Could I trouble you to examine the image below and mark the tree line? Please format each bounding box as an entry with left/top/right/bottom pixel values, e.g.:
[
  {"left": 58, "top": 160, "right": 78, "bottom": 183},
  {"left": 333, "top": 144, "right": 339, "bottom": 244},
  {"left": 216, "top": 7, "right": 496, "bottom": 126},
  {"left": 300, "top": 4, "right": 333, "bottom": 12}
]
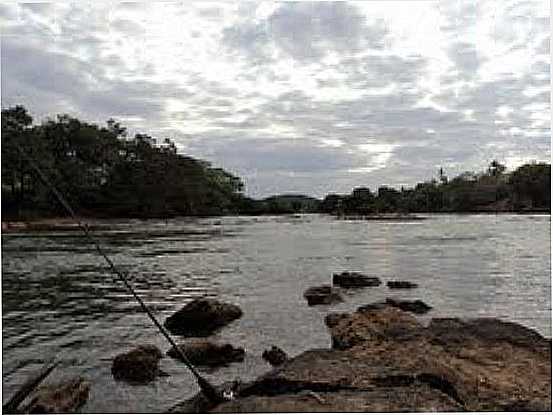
[
  {"left": 2, "top": 106, "right": 245, "bottom": 219},
  {"left": 320, "top": 160, "right": 550, "bottom": 215},
  {"left": 2, "top": 106, "right": 550, "bottom": 219}
]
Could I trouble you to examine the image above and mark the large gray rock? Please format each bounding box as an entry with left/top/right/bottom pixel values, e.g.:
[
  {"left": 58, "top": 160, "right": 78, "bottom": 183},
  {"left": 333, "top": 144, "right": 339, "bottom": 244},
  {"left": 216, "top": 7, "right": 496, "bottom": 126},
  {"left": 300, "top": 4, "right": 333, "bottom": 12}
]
[{"left": 164, "top": 298, "right": 243, "bottom": 336}]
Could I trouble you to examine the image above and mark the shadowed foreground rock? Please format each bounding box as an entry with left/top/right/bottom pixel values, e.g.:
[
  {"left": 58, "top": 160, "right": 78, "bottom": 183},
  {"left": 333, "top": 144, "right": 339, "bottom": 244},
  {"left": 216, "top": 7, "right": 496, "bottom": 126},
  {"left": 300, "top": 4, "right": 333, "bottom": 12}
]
[
  {"left": 23, "top": 377, "right": 90, "bottom": 413},
  {"left": 167, "top": 341, "right": 245, "bottom": 367},
  {"left": 170, "top": 304, "right": 551, "bottom": 413},
  {"left": 164, "top": 298, "right": 243, "bottom": 336},
  {"left": 303, "top": 285, "right": 343, "bottom": 306},
  {"left": 112, "top": 345, "right": 164, "bottom": 383},
  {"left": 332, "top": 271, "right": 381, "bottom": 288}
]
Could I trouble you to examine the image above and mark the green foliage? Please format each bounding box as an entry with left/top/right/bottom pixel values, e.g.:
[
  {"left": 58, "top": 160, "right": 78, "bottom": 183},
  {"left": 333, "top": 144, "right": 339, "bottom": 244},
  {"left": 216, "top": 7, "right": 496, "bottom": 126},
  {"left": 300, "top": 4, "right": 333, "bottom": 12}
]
[
  {"left": 509, "top": 162, "right": 550, "bottom": 210},
  {"left": 2, "top": 106, "right": 244, "bottom": 219},
  {"left": 319, "top": 160, "right": 551, "bottom": 215},
  {"left": 2, "top": 106, "right": 549, "bottom": 218}
]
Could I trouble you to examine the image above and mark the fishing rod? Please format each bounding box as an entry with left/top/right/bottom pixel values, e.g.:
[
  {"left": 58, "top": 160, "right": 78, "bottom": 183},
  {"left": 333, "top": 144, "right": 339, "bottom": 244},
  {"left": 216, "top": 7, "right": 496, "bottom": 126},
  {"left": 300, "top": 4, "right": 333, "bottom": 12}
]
[{"left": 14, "top": 144, "right": 228, "bottom": 405}]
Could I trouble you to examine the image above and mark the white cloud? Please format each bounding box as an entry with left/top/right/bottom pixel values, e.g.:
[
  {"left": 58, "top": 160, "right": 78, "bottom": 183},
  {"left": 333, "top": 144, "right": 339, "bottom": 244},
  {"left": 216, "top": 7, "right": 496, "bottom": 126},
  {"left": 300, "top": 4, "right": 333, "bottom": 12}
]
[{"left": 1, "top": 1, "right": 549, "bottom": 197}]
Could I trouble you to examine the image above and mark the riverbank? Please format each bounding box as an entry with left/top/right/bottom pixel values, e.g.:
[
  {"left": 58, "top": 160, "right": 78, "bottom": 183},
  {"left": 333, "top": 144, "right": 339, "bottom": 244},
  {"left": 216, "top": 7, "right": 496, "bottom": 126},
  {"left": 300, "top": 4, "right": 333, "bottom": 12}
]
[
  {"left": 2, "top": 210, "right": 550, "bottom": 233},
  {"left": 1, "top": 218, "right": 111, "bottom": 233},
  {"left": 171, "top": 303, "right": 552, "bottom": 412}
]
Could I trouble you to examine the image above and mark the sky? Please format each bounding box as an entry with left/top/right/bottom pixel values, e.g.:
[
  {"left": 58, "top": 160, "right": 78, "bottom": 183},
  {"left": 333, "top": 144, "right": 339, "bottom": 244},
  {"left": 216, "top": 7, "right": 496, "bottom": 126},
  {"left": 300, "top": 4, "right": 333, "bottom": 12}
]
[{"left": 1, "top": 1, "right": 550, "bottom": 198}]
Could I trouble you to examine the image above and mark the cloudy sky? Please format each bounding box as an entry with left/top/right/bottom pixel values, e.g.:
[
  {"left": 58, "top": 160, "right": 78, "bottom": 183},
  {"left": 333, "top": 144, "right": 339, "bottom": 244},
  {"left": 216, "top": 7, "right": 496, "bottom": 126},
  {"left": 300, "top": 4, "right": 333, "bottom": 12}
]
[{"left": 1, "top": 1, "right": 550, "bottom": 197}]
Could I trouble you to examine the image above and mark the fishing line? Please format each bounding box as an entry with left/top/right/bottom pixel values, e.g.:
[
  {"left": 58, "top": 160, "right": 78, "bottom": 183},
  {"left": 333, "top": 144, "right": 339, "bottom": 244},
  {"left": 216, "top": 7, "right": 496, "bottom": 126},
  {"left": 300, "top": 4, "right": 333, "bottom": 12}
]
[{"left": 14, "top": 144, "right": 226, "bottom": 404}]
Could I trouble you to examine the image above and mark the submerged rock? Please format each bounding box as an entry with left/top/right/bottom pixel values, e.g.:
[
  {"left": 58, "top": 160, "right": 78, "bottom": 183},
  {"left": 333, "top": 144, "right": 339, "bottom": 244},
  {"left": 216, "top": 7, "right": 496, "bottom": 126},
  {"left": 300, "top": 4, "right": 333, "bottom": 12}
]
[
  {"left": 303, "top": 285, "right": 343, "bottom": 306},
  {"left": 164, "top": 298, "right": 243, "bottom": 336},
  {"left": 387, "top": 280, "right": 418, "bottom": 289},
  {"left": 262, "top": 346, "right": 288, "bottom": 366},
  {"left": 24, "top": 377, "right": 90, "bottom": 414},
  {"left": 167, "top": 341, "right": 245, "bottom": 367},
  {"left": 385, "top": 298, "right": 432, "bottom": 314},
  {"left": 332, "top": 271, "right": 381, "bottom": 288},
  {"left": 111, "top": 345, "right": 164, "bottom": 383}
]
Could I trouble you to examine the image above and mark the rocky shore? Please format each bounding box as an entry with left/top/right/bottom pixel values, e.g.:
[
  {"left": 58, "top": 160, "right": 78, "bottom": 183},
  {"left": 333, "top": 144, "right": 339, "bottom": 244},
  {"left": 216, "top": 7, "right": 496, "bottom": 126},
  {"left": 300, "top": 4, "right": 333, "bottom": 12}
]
[
  {"left": 7, "top": 286, "right": 549, "bottom": 413},
  {"left": 170, "top": 302, "right": 552, "bottom": 413}
]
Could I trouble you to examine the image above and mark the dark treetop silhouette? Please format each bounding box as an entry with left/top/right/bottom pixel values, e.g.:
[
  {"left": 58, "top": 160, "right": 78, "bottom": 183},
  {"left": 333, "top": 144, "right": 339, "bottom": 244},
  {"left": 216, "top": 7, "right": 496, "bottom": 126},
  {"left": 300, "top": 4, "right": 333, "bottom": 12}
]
[{"left": 2, "top": 106, "right": 550, "bottom": 220}]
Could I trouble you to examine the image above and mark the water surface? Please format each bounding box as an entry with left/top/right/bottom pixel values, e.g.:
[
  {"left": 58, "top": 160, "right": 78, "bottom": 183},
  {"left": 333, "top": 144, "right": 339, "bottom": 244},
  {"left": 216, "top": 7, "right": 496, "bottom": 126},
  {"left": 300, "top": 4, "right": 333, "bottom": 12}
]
[{"left": 2, "top": 214, "right": 550, "bottom": 412}]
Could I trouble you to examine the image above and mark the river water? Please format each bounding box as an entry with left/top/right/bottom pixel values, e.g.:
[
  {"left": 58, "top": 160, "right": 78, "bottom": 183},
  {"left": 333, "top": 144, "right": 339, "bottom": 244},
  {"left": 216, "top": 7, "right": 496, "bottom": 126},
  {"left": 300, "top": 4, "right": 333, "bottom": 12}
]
[{"left": 2, "top": 214, "right": 551, "bottom": 412}]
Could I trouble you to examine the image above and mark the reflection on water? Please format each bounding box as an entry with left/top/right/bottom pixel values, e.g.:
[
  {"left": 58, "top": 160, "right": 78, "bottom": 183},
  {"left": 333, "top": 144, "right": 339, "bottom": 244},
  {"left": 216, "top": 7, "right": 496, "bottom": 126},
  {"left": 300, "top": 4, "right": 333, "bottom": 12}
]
[{"left": 2, "top": 214, "right": 551, "bottom": 413}]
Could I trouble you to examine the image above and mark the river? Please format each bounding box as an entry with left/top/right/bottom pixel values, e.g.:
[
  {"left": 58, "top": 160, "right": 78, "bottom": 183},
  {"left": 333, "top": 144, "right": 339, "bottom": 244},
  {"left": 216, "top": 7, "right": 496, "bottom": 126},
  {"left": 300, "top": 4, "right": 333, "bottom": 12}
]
[{"left": 2, "top": 214, "right": 550, "bottom": 412}]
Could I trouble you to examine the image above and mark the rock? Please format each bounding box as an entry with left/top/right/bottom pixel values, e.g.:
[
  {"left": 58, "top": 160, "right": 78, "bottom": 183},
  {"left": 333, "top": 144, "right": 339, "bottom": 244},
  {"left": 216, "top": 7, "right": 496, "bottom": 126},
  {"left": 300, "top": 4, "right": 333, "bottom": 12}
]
[
  {"left": 324, "top": 312, "right": 350, "bottom": 328},
  {"left": 112, "top": 345, "right": 164, "bottom": 383},
  {"left": 331, "top": 304, "right": 423, "bottom": 349},
  {"left": 385, "top": 298, "right": 432, "bottom": 314},
  {"left": 427, "top": 317, "right": 551, "bottom": 354},
  {"left": 173, "top": 307, "right": 551, "bottom": 413},
  {"left": 303, "top": 285, "right": 343, "bottom": 306},
  {"left": 213, "top": 386, "right": 463, "bottom": 413},
  {"left": 211, "top": 349, "right": 464, "bottom": 413},
  {"left": 324, "top": 306, "right": 551, "bottom": 412},
  {"left": 167, "top": 340, "right": 245, "bottom": 367},
  {"left": 262, "top": 346, "right": 288, "bottom": 366},
  {"left": 387, "top": 280, "right": 418, "bottom": 289},
  {"left": 24, "top": 377, "right": 90, "bottom": 413},
  {"left": 332, "top": 271, "right": 381, "bottom": 288},
  {"left": 164, "top": 298, "right": 243, "bottom": 336}
]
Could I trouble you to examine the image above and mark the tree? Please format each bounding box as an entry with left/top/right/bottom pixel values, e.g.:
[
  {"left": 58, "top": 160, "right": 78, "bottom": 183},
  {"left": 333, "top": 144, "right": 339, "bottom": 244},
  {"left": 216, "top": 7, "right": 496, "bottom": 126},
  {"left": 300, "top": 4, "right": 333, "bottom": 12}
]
[
  {"left": 1, "top": 106, "right": 246, "bottom": 219},
  {"left": 509, "top": 163, "right": 551, "bottom": 210},
  {"left": 487, "top": 160, "right": 507, "bottom": 177}
]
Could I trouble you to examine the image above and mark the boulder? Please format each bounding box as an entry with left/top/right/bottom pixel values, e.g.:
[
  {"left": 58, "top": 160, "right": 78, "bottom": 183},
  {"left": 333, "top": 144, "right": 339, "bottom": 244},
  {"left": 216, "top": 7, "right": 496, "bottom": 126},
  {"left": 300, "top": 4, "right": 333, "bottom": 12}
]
[
  {"left": 171, "top": 307, "right": 551, "bottom": 413},
  {"left": 167, "top": 341, "right": 245, "bottom": 367},
  {"left": 112, "top": 345, "right": 164, "bottom": 383},
  {"left": 427, "top": 317, "right": 551, "bottom": 354},
  {"left": 324, "top": 305, "right": 552, "bottom": 412},
  {"left": 262, "top": 346, "right": 288, "bottom": 366},
  {"left": 387, "top": 280, "right": 418, "bottom": 289},
  {"left": 303, "top": 285, "right": 343, "bottom": 306},
  {"left": 24, "top": 377, "right": 90, "bottom": 414},
  {"left": 164, "top": 298, "right": 243, "bottom": 336},
  {"left": 331, "top": 304, "right": 423, "bottom": 349},
  {"left": 332, "top": 271, "right": 381, "bottom": 288},
  {"left": 385, "top": 298, "right": 432, "bottom": 314}
]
